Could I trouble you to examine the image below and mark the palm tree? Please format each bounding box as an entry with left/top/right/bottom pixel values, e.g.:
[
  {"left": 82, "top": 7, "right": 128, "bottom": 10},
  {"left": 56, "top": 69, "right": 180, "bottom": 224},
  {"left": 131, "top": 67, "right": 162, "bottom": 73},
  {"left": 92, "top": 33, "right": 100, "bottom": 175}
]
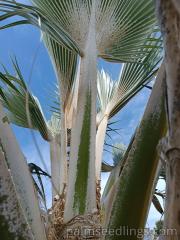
[
  {"left": 0, "top": 0, "right": 167, "bottom": 239},
  {"left": 0, "top": 0, "right": 160, "bottom": 222},
  {"left": 0, "top": 56, "right": 163, "bottom": 239}
]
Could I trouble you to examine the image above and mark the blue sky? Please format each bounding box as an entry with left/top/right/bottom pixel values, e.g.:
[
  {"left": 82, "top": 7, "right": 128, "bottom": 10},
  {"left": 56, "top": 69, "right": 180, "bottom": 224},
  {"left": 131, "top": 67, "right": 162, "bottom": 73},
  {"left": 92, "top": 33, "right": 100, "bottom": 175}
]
[{"left": 0, "top": 3, "right": 165, "bottom": 230}]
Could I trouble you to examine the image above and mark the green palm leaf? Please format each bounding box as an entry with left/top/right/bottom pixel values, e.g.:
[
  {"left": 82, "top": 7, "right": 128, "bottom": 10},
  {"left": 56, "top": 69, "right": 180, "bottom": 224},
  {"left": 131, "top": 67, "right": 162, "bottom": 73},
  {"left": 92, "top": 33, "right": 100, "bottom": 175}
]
[
  {"left": 1, "top": 0, "right": 159, "bottom": 62},
  {"left": 97, "top": 38, "right": 162, "bottom": 123},
  {"left": 0, "top": 58, "right": 50, "bottom": 141},
  {"left": 0, "top": 0, "right": 81, "bottom": 54},
  {"left": 44, "top": 35, "right": 79, "bottom": 111},
  {"left": 97, "top": 1, "right": 159, "bottom": 62},
  {"left": 47, "top": 113, "right": 61, "bottom": 137},
  {"left": 31, "top": 0, "right": 158, "bottom": 62}
]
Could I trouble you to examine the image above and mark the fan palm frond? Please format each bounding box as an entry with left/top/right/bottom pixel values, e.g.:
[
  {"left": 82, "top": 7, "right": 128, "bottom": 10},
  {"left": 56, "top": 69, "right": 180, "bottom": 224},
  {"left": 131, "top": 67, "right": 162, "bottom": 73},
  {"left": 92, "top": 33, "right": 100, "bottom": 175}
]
[
  {"left": 44, "top": 36, "right": 79, "bottom": 105},
  {"left": 31, "top": 0, "right": 159, "bottom": 62},
  {"left": 44, "top": 35, "right": 80, "bottom": 131},
  {"left": 97, "top": 70, "right": 116, "bottom": 115},
  {"left": 0, "top": 0, "right": 81, "bottom": 54},
  {"left": 97, "top": 38, "right": 162, "bottom": 123},
  {"left": 0, "top": 58, "right": 50, "bottom": 141},
  {"left": 1, "top": 0, "right": 159, "bottom": 62},
  {"left": 97, "top": 1, "right": 159, "bottom": 62},
  {"left": 112, "top": 143, "right": 126, "bottom": 166},
  {"left": 47, "top": 113, "right": 61, "bottom": 137}
]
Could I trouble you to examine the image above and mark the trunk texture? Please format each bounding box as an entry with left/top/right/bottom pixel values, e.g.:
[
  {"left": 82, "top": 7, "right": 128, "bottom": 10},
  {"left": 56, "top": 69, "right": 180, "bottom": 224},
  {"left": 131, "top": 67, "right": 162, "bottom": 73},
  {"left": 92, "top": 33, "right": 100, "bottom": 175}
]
[
  {"left": 101, "top": 163, "right": 121, "bottom": 227},
  {"left": 96, "top": 115, "right": 108, "bottom": 181},
  {"left": 0, "top": 103, "right": 47, "bottom": 240},
  {"left": 106, "top": 65, "right": 166, "bottom": 240},
  {"left": 64, "top": 2, "right": 97, "bottom": 222},
  {"left": 50, "top": 135, "right": 62, "bottom": 199},
  {"left": 156, "top": 0, "right": 180, "bottom": 237},
  {"left": 60, "top": 111, "right": 68, "bottom": 193},
  {"left": 0, "top": 148, "right": 34, "bottom": 240}
]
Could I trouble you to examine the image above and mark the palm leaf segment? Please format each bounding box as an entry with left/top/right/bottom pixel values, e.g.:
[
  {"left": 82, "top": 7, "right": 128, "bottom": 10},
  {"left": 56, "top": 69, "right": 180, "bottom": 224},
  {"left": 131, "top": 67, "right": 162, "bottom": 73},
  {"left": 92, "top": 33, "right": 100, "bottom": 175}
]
[
  {"left": 0, "top": 58, "right": 51, "bottom": 141},
  {"left": 33, "top": 0, "right": 158, "bottom": 63},
  {"left": 0, "top": 0, "right": 81, "bottom": 54},
  {"left": 44, "top": 35, "right": 79, "bottom": 120},
  {"left": 97, "top": 39, "right": 162, "bottom": 124},
  {"left": 1, "top": 0, "right": 158, "bottom": 62},
  {"left": 47, "top": 113, "right": 61, "bottom": 137}
]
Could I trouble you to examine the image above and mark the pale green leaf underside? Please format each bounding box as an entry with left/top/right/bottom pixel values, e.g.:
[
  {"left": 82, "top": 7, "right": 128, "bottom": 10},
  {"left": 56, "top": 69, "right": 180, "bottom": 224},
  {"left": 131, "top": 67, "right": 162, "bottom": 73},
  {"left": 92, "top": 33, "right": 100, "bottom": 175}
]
[
  {"left": 0, "top": 0, "right": 159, "bottom": 62},
  {"left": 0, "top": 1, "right": 81, "bottom": 54},
  {"left": 97, "top": 37, "right": 162, "bottom": 121},
  {"left": 0, "top": 58, "right": 50, "bottom": 141},
  {"left": 44, "top": 35, "right": 79, "bottom": 107},
  {"left": 32, "top": 0, "right": 158, "bottom": 62}
]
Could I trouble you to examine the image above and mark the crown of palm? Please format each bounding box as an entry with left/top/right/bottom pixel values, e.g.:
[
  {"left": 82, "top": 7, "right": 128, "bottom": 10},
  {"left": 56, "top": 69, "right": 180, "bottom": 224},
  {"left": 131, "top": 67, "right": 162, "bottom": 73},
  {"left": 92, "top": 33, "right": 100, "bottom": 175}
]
[{"left": 32, "top": 0, "right": 157, "bottom": 62}]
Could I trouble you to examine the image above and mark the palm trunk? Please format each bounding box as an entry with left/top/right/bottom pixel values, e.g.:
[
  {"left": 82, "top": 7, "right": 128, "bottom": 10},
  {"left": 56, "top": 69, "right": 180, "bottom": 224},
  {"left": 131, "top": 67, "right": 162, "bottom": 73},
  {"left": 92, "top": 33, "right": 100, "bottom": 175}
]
[
  {"left": 0, "top": 148, "right": 34, "bottom": 240},
  {"left": 64, "top": 2, "right": 97, "bottom": 222},
  {"left": 106, "top": 65, "right": 166, "bottom": 240},
  {"left": 102, "top": 133, "right": 135, "bottom": 227},
  {"left": 101, "top": 163, "right": 121, "bottom": 227},
  {"left": 60, "top": 111, "right": 68, "bottom": 193},
  {"left": 50, "top": 135, "right": 61, "bottom": 199},
  {"left": 96, "top": 115, "right": 108, "bottom": 181},
  {"left": 156, "top": 0, "right": 180, "bottom": 236},
  {"left": 0, "top": 103, "right": 47, "bottom": 240}
]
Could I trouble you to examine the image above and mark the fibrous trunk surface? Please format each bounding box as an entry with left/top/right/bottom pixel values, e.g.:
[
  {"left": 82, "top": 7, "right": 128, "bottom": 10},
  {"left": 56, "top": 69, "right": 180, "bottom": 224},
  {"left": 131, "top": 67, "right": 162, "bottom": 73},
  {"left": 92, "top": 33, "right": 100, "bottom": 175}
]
[{"left": 156, "top": 0, "right": 180, "bottom": 238}]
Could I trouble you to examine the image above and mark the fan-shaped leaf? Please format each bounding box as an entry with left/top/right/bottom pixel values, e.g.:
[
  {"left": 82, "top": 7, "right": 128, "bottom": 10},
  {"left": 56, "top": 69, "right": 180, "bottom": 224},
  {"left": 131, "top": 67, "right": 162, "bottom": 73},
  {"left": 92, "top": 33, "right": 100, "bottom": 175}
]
[{"left": 0, "top": 59, "right": 50, "bottom": 141}]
